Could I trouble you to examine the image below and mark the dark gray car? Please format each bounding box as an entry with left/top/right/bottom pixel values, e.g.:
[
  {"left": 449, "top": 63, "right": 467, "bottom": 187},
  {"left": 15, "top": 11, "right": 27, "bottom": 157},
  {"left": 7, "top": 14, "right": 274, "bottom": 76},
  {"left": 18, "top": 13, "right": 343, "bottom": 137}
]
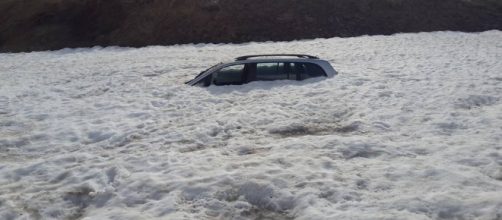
[{"left": 186, "top": 54, "right": 337, "bottom": 87}]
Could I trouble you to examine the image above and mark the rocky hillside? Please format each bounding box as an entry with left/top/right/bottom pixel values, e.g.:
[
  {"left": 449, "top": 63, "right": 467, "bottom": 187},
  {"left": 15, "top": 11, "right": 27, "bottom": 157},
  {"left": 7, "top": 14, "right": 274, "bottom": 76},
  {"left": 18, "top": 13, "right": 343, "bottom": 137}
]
[{"left": 1, "top": 0, "right": 501, "bottom": 52}]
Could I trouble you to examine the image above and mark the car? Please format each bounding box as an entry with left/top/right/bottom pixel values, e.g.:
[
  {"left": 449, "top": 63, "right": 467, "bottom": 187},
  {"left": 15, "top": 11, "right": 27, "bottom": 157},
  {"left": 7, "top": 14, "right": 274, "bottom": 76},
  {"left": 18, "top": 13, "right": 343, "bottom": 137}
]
[{"left": 185, "top": 54, "right": 337, "bottom": 87}]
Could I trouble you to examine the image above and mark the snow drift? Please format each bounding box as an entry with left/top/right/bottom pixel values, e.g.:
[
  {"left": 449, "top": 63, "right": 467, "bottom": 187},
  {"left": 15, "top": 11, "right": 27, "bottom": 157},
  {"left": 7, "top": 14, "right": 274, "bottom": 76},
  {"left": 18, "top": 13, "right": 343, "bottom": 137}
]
[{"left": 0, "top": 31, "right": 501, "bottom": 219}]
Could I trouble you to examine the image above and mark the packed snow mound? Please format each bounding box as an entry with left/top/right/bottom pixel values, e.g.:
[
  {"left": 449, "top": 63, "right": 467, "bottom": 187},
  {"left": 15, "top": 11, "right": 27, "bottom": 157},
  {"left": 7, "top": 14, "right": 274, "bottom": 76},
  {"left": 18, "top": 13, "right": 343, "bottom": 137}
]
[{"left": 0, "top": 31, "right": 501, "bottom": 220}]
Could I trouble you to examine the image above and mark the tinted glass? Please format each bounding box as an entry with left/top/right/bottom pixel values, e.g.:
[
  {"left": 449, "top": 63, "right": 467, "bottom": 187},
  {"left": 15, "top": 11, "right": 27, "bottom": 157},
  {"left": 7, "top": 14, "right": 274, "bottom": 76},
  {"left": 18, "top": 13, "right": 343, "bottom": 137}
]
[
  {"left": 283, "top": 62, "right": 296, "bottom": 80},
  {"left": 195, "top": 74, "right": 212, "bottom": 87},
  {"left": 256, "top": 63, "right": 289, "bottom": 81},
  {"left": 292, "top": 63, "right": 304, "bottom": 80},
  {"left": 296, "top": 63, "right": 326, "bottom": 80},
  {"left": 213, "top": 65, "right": 245, "bottom": 85}
]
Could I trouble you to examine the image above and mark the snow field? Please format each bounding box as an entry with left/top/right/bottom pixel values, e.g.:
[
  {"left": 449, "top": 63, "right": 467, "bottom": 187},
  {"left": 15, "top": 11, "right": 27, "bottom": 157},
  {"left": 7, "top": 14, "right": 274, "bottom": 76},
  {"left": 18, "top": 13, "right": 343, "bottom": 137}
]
[{"left": 0, "top": 31, "right": 501, "bottom": 219}]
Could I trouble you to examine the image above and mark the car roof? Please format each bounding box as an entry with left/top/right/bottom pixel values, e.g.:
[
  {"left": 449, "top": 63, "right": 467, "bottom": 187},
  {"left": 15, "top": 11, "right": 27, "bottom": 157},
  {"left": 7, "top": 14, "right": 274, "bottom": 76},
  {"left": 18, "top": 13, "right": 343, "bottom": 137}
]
[
  {"left": 226, "top": 58, "right": 328, "bottom": 65},
  {"left": 235, "top": 54, "right": 319, "bottom": 60}
]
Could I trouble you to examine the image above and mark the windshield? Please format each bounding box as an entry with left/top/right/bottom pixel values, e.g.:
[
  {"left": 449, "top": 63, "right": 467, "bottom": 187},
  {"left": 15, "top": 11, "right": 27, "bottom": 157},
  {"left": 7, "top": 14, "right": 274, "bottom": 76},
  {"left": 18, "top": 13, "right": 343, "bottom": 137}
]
[
  {"left": 195, "top": 62, "right": 223, "bottom": 78},
  {"left": 186, "top": 62, "right": 224, "bottom": 84}
]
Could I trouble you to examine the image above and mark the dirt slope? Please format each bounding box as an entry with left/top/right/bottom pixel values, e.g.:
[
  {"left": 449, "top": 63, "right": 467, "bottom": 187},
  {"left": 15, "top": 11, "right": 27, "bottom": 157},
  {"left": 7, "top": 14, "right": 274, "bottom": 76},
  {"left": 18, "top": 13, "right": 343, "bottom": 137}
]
[{"left": 1, "top": 0, "right": 501, "bottom": 52}]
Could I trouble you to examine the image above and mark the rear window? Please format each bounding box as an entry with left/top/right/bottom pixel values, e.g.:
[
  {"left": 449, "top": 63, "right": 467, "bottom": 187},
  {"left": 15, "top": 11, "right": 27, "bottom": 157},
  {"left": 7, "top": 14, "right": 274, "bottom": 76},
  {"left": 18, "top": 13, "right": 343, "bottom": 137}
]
[{"left": 213, "top": 64, "right": 245, "bottom": 85}]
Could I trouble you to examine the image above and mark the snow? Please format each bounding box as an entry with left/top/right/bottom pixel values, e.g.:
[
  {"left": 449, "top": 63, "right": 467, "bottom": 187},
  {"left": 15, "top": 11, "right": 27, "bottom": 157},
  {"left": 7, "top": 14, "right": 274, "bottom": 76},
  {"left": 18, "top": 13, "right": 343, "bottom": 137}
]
[{"left": 1, "top": 31, "right": 502, "bottom": 220}]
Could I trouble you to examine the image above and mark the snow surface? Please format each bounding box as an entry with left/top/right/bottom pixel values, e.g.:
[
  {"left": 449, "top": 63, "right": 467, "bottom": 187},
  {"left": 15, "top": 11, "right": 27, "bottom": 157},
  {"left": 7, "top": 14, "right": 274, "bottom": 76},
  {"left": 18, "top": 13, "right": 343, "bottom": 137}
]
[{"left": 0, "top": 31, "right": 501, "bottom": 220}]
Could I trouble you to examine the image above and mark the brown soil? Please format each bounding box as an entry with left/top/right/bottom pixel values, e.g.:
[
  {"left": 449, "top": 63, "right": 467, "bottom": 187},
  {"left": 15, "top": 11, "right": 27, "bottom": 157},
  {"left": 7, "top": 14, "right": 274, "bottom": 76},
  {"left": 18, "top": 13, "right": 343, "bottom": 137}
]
[{"left": 1, "top": 0, "right": 501, "bottom": 52}]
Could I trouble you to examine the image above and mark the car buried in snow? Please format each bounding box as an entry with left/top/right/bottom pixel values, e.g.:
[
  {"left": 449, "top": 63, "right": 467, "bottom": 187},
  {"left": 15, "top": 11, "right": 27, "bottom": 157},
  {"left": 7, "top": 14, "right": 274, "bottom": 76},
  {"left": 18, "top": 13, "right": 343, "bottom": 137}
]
[{"left": 185, "top": 54, "right": 337, "bottom": 87}]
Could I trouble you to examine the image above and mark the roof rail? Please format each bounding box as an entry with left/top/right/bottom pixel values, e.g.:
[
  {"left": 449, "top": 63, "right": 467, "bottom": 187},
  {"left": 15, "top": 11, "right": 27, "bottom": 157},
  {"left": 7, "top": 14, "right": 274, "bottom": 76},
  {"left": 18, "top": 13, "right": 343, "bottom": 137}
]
[{"left": 235, "top": 54, "right": 319, "bottom": 61}]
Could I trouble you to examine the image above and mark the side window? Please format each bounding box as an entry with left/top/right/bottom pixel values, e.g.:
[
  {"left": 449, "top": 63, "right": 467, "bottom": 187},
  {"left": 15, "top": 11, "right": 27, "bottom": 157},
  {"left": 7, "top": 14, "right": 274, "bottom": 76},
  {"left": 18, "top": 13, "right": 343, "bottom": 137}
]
[
  {"left": 292, "top": 63, "right": 306, "bottom": 80},
  {"left": 283, "top": 62, "right": 296, "bottom": 80},
  {"left": 213, "top": 65, "right": 245, "bottom": 85},
  {"left": 255, "top": 63, "right": 289, "bottom": 81},
  {"left": 295, "top": 63, "right": 327, "bottom": 80}
]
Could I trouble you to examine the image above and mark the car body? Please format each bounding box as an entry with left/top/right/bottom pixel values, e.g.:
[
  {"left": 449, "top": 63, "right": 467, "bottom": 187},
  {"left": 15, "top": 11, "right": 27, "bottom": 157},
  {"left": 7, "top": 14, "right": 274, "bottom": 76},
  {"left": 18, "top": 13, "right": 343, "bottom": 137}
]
[{"left": 186, "top": 54, "right": 337, "bottom": 87}]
